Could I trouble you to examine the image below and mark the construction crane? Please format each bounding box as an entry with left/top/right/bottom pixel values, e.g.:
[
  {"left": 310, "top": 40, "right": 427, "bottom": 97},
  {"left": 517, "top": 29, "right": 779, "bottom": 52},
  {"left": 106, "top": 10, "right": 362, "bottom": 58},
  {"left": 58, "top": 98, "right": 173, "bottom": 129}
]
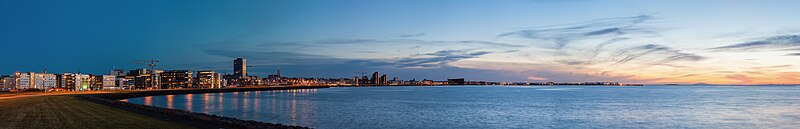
[
  {"left": 133, "top": 59, "right": 160, "bottom": 71},
  {"left": 132, "top": 59, "right": 160, "bottom": 89}
]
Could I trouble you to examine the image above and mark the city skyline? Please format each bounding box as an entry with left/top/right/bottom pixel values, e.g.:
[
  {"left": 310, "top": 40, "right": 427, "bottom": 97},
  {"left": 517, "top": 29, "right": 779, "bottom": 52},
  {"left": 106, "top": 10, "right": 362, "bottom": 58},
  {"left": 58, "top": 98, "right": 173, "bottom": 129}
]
[{"left": 3, "top": 0, "right": 800, "bottom": 84}]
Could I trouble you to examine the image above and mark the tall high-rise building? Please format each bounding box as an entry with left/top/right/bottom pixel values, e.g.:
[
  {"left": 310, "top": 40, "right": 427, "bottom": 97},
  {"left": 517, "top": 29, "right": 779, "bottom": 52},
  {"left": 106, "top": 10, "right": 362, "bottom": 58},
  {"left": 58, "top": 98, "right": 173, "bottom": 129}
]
[
  {"left": 352, "top": 76, "right": 360, "bottom": 86},
  {"left": 380, "top": 75, "right": 388, "bottom": 85},
  {"left": 234, "top": 58, "right": 247, "bottom": 79},
  {"left": 372, "top": 72, "right": 380, "bottom": 85}
]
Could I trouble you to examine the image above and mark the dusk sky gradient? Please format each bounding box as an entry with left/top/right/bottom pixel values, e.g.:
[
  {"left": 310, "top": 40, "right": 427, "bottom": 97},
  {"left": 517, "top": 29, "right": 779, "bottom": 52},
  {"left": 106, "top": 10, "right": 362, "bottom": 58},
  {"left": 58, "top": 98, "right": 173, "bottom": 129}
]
[{"left": 2, "top": 0, "right": 800, "bottom": 84}]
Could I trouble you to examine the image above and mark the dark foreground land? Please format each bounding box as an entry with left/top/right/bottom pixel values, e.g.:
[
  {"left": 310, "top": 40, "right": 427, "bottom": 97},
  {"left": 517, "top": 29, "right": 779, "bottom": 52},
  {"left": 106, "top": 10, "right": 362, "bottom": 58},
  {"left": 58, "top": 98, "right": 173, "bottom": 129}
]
[
  {"left": 0, "top": 86, "right": 328, "bottom": 129},
  {"left": 0, "top": 95, "right": 192, "bottom": 129}
]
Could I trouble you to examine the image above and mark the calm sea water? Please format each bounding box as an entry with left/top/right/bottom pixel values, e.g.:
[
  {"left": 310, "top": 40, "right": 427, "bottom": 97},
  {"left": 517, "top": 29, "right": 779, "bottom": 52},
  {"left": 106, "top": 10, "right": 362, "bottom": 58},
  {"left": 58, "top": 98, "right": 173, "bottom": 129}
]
[{"left": 124, "top": 86, "right": 800, "bottom": 129}]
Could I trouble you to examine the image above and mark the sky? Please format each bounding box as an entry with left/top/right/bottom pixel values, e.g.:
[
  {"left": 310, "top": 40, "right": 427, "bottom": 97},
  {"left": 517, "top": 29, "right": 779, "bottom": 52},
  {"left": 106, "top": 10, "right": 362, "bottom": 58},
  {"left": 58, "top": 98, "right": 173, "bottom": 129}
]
[{"left": 2, "top": 0, "right": 800, "bottom": 84}]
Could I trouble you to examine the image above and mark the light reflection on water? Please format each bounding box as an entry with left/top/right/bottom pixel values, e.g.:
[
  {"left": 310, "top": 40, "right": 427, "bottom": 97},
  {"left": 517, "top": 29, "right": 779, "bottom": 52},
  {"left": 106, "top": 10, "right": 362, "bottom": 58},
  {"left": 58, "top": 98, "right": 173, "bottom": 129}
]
[{"left": 124, "top": 86, "right": 800, "bottom": 129}]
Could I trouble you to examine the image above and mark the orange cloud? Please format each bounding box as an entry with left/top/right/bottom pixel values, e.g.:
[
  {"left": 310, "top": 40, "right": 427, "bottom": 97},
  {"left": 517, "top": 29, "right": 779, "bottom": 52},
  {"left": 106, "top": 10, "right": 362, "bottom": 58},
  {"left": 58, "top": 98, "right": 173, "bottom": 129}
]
[
  {"left": 527, "top": 76, "right": 548, "bottom": 81},
  {"left": 726, "top": 74, "right": 752, "bottom": 83}
]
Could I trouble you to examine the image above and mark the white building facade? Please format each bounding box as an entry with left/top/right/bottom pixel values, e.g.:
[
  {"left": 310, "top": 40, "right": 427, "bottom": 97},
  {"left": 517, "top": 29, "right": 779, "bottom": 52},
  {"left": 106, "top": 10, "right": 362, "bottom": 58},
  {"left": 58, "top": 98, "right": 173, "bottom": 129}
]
[
  {"left": 14, "top": 72, "right": 56, "bottom": 90},
  {"left": 101, "top": 75, "right": 117, "bottom": 90}
]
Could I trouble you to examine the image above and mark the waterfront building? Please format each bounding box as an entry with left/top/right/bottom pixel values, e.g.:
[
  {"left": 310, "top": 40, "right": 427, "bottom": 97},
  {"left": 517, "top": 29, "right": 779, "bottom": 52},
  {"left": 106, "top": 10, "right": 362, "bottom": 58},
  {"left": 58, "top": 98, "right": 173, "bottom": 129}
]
[
  {"left": 100, "top": 75, "right": 117, "bottom": 90},
  {"left": 352, "top": 76, "right": 359, "bottom": 86},
  {"left": 0, "top": 75, "right": 14, "bottom": 91},
  {"left": 220, "top": 77, "right": 227, "bottom": 87},
  {"left": 110, "top": 69, "right": 126, "bottom": 76},
  {"left": 59, "top": 73, "right": 76, "bottom": 90},
  {"left": 13, "top": 72, "right": 57, "bottom": 90},
  {"left": 223, "top": 74, "right": 237, "bottom": 86},
  {"left": 15, "top": 72, "right": 31, "bottom": 90},
  {"left": 380, "top": 75, "right": 388, "bottom": 85},
  {"left": 153, "top": 70, "right": 163, "bottom": 88},
  {"left": 128, "top": 69, "right": 148, "bottom": 89},
  {"left": 227, "top": 58, "right": 251, "bottom": 86},
  {"left": 59, "top": 73, "right": 94, "bottom": 91},
  {"left": 246, "top": 76, "right": 262, "bottom": 86},
  {"left": 160, "top": 70, "right": 193, "bottom": 89},
  {"left": 360, "top": 75, "right": 369, "bottom": 85},
  {"left": 38, "top": 73, "right": 57, "bottom": 90},
  {"left": 372, "top": 72, "right": 380, "bottom": 85},
  {"left": 76, "top": 74, "right": 91, "bottom": 91},
  {"left": 59, "top": 73, "right": 92, "bottom": 91},
  {"left": 196, "top": 70, "right": 222, "bottom": 89},
  {"left": 0, "top": 76, "right": 5, "bottom": 90},
  {"left": 128, "top": 69, "right": 159, "bottom": 89},
  {"left": 448, "top": 78, "right": 465, "bottom": 85},
  {"left": 91, "top": 75, "right": 103, "bottom": 90},
  {"left": 115, "top": 77, "right": 133, "bottom": 90},
  {"left": 421, "top": 79, "right": 433, "bottom": 85}
]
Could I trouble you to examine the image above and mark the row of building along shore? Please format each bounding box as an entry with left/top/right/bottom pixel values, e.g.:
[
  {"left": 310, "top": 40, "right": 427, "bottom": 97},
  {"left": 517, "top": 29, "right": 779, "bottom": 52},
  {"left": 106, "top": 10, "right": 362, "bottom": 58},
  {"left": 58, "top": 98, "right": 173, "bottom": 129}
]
[
  {"left": 0, "top": 58, "right": 639, "bottom": 92},
  {"left": 0, "top": 58, "right": 466, "bottom": 92}
]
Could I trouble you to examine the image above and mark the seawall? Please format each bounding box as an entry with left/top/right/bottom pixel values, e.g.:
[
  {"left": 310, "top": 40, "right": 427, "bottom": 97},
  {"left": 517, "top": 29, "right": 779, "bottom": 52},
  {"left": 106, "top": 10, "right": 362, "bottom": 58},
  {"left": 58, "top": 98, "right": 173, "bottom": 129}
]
[{"left": 79, "top": 86, "right": 330, "bottom": 129}]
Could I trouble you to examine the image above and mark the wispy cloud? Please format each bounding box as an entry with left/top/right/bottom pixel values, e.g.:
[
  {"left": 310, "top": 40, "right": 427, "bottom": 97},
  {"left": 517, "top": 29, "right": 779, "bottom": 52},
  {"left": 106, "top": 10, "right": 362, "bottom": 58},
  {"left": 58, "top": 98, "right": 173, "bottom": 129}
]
[
  {"left": 498, "top": 15, "right": 657, "bottom": 49},
  {"left": 449, "top": 60, "right": 655, "bottom": 83},
  {"left": 675, "top": 74, "right": 700, "bottom": 78},
  {"left": 395, "top": 49, "right": 492, "bottom": 68},
  {"left": 259, "top": 38, "right": 526, "bottom": 48},
  {"left": 591, "top": 37, "right": 630, "bottom": 57},
  {"left": 752, "top": 65, "right": 793, "bottom": 70},
  {"left": 555, "top": 60, "right": 593, "bottom": 66},
  {"left": 785, "top": 53, "right": 800, "bottom": 56},
  {"left": 613, "top": 44, "right": 705, "bottom": 65},
  {"left": 399, "top": 33, "right": 426, "bottom": 38},
  {"left": 199, "top": 47, "right": 547, "bottom": 81},
  {"left": 203, "top": 47, "right": 494, "bottom": 70},
  {"left": 710, "top": 34, "right": 800, "bottom": 51},
  {"left": 203, "top": 49, "right": 347, "bottom": 65},
  {"left": 527, "top": 75, "right": 548, "bottom": 81}
]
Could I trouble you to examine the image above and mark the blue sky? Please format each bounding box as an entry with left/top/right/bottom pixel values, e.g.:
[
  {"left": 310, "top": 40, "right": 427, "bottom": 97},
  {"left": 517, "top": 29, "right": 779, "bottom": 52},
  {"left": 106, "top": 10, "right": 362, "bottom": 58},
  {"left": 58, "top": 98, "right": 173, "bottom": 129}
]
[{"left": 2, "top": 0, "right": 800, "bottom": 84}]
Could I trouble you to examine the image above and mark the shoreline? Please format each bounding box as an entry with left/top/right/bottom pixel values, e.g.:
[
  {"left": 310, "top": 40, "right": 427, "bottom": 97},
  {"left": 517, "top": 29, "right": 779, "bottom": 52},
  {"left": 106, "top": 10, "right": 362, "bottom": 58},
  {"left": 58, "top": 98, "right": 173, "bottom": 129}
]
[{"left": 80, "top": 86, "right": 330, "bottom": 129}]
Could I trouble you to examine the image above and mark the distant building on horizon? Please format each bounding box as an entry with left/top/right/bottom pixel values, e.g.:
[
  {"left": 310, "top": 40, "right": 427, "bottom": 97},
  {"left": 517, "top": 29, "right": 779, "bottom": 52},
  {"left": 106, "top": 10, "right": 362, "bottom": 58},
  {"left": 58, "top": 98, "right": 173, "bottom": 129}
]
[
  {"left": 380, "top": 74, "right": 387, "bottom": 85},
  {"left": 372, "top": 72, "right": 380, "bottom": 85},
  {"left": 448, "top": 78, "right": 465, "bottom": 85}
]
